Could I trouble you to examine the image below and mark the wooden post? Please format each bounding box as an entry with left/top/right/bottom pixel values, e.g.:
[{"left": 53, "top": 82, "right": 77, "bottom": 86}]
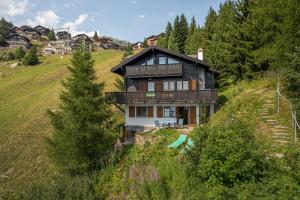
[{"left": 295, "top": 111, "right": 297, "bottom": 143}]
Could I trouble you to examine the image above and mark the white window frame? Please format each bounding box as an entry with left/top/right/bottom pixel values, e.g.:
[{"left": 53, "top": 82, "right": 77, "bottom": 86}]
[
  {"left": 148, "top": 82, "right": 155, "bottom": 92},
  {"left": 163, "top": 81, "right": 175, "bottom": 91},
  {"left": 164, "top": 106, "right": 176, "bottom": 118},
  {"left": 177, "top": 81, "right": 189, "bottom": 91}
]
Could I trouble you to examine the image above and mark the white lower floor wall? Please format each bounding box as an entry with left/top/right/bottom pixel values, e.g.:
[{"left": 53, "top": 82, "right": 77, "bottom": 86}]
[{"left": 125, "top": 103, "right": 215, "bottom": 129}]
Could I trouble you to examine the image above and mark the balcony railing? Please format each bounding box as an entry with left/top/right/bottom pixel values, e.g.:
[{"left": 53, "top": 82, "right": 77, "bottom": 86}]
[
  {"left": 106, "top": 90, "right": 218, "bottom": 104},
  {"left": 126, "top": 64, "right": 182, "bottom": 78}
]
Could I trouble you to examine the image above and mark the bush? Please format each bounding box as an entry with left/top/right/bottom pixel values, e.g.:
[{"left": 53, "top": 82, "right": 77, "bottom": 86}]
[
  {"left": 15, "top": 175, "right": 99, "bottom": 200},
  {"left": 23, "top": 46, "right": 39, "bottom": 65},
  {"left": 188, "top": 120, "right": 271, "bottom": 188},
  {"left": 0, "top": 51, "right": 15, "bottom": 61},
  {"left": 15, "top": 46, "right": 26, "bottom": 61}
]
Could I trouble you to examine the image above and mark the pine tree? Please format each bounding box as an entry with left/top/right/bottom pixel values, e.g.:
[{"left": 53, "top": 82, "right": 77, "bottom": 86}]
[
  {"left": 142, "top": 38, "right": 149, "bottom": 48},
  {"left": 170, "top": 15, "right": 180, "bottom": 52},
  {"left": 164, "top": 22, "right": 172, "bottom": 48},
  {"left": 23, "top": 46, "right": 39, "bottom": 65},
  {"left": 0, "top": 17, "right": 13, "bottom": 46},
  {"left": 189, "top": 16, "right": 197, "bottom": 35},
  {"left": 15, "top": 46, "right": 26, "bottom": 61},
  {"left": 185, "top": 26, "right": 203, "bottom": 55},
  {"left": 48, "top": 28, "right": 56, "bottom": 41},
  {"left": 47, "top": 46, "right": 114, "bottom": 174},
  {"left": 178, "top": 14, "right": 189, "bottom": 54},
  {"left": 93, "top": 31, "right": 99, "bottom": 41}
]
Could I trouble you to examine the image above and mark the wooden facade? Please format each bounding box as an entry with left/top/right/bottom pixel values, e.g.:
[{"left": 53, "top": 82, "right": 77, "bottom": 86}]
[{"left": 108, "top": 45, "right": 219, "bottom": 129}]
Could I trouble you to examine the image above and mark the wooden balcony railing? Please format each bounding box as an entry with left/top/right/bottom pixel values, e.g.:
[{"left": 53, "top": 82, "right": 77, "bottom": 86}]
[
  {"left": 106, "top": 90, "right": 218, "bottom": 104},
  {"left": 126, "top": 64, "right": 182, "bottom": 78}
]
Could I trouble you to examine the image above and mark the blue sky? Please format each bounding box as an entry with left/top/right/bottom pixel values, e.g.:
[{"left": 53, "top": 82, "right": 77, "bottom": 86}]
[{"left": 0, "top": 0, "right": 224, "bottom": 42}]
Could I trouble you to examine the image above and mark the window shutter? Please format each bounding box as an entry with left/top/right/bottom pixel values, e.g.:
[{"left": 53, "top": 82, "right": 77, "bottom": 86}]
[
  {"left": 190, "top": 80, "right": 197, "bottom": 91},
  {"left": 155, "top": 81, "right": 163, "bottom": 91},
  {"left": 157, "top": 106, "right": 163, "bottom": 118},
  {"left": 147, "top": 106, "right": 153, "bottom": 117},
  {"left": 189, "top": 106, "right": 196, "bottom": 126},
  {"left": 138, "top": 81, "right": 148, "bottom": 92},
  {"left": 129, "top": 106, "right": 135, "bottom": 117}
]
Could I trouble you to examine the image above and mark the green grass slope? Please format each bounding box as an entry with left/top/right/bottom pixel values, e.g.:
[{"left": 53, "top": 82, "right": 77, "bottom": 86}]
[{"left": 0, "top": 50, "right": 123, "bottom": 198}]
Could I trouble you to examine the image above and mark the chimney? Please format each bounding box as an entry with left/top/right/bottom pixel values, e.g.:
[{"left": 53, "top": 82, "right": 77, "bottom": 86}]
[{"left": 197, "top": 48, "right": 203, "bottom": 61}]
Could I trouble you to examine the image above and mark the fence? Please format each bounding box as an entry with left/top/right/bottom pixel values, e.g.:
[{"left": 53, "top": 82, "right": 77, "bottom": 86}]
[{"left": 277, "top": 81, "right": 300, "bottom": 143}]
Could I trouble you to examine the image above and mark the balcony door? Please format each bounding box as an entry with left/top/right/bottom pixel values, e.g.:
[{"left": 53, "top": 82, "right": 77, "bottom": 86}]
[{"left": 177, "top": 106, "right": 188, "bottom": 125}]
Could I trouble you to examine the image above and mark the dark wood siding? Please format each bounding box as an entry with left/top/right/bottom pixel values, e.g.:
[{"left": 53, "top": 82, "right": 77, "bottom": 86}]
[
  {"left": 138, "top": 81, "right": 148, "bottom": 91},
  {"left": 147, "top": 106, "right": 153, "bottom": 117},
  {"left": 157, "top": 106, "right": 163, "bottom": 118},
  {"left": 129, "top": 106, "right": 135, "bottom": 117},
  {"left": 189, "top": 106, "right": 196, "bottom": 126},
  {"left": 190, "top": 79, "right": 197, "bottom": 91},
  {"left": 156, "top": 81, "right": 163, "bottom": 91}
]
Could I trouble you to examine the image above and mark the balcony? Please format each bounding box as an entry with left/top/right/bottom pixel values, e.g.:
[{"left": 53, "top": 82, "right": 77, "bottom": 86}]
[
  {"left": 106, "top": 90, "right": 218, "bottom": 104},
  {"left": 126, "top": 64, "right": 182, "bottom": 78}
]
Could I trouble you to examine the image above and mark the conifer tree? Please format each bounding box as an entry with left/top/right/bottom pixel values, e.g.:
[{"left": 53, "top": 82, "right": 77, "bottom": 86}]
[
  {"left": 189, "top": 16, "right": 197, "bottom": 35},
  {"left": 168, "top": 30, "right": 178, "bottom": 51},
  {"left": 164, "top": 22, "right": 172, "bottom": 48},
  {"left": 48, "top": 28, "right": 56, "bottom": 41},
  {"left": 15, "top": 46, "right": 26, "bottom": 61},
  {"left": 170, "top": 15, "right": 180, "bottom": 52},
  {"left": 178, "top": 14, "right": 189, "bottom": 54},
  {"left": 93, "top": 31, "right": 99, "bottom": 41},
  {"left": 23, "top": 46, "right": 39, "bottom": 65},
  {"left": 47, "top": 46, "right": 114, "bottom": 174}
]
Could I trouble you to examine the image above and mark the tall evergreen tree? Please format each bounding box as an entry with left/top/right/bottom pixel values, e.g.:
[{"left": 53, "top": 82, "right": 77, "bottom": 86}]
[
  {"left": 0, "top": 17, "right": 13, "bottom": 46},
  {"left": 178, "top": 14, "right": 189, "bottom": 54},
  {"left": 170, "top": 15, "right": 180, "bottom": 52},
  {"left": 93, "top": 31, "right": 99, "bottom": 41},
  {"left": 189, "top": 16, "right": 197, "bottom": 35},
  {"left": 23, "top": 46, "right": 39, "bottom": 65},
  {"left": 47, "top": 46, "right": 114, "bottom": 174},
  {"left": 164, "top": 22, "right": 172, "bottom": 48},
  {"left": 48, "top": 28, "right": 56, "bottom": 41}
]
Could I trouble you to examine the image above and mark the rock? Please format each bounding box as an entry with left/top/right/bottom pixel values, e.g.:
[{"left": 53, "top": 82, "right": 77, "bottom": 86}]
[{"left": 10, "top": 62, "right": 19, "bottom": 68}]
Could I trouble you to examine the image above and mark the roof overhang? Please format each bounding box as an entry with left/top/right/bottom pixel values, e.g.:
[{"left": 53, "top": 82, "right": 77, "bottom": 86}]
[{"left": 111, "top": 45, "right": 220, "bottom": 76}]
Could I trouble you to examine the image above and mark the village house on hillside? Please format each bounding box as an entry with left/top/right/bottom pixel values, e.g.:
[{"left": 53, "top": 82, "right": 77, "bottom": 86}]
[
  {"left": 107, "top": 46, "right": 219, "bottom": 135},
  {"left": 6, "top": 34, "right": 31, "bottom": 49},
  {"left": 56, "top": 31, "right": 71, "bottom": 40},
  {"left": 146, "top": 33, "right": 165, "bottom": 46},
  {"left": 71, "top": 34, "right": 92, "bottom": 51},
  {"left": 133, "top": 42, "right": 143, "bottom": 50},
  {"left": 20, "top": 26, "right": 41, "bottom": 40},
  {"left": 34, "top": 25, "right": 50, "bottom": 37}
]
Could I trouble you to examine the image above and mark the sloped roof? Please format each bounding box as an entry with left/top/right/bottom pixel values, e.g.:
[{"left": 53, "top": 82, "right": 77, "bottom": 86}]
[{"left": 111, "top": 45, "right": 220, "bottom": 75}]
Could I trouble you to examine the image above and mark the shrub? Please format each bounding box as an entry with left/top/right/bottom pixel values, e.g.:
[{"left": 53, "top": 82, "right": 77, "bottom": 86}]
[
  {"left": 15, "top": 175, "right": 99, "bottom": 200},
  {"left": 15, "top": 46, "right": 26, "bottom": 61},
  {"left": 188, "top": 120, "right": 271, "bottom": 187},
  {"left": 0, "top": 51, "right": 15, "bottom": 61},
  {"left": 23, "top": 46, "right": 39, "bottom": 65}
]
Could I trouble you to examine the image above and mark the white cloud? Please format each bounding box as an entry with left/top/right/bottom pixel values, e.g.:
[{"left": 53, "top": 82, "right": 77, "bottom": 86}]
[
  {"left": 0, "top": 0, "right": 29, "bottom": 17},
  {"left": 63, "top": 3, "right": 74, "bottom": 8},
  {"left": 27, "top": 10, "right": 60, "bottom": 28},
  {"left": 63, "top": 14, "right": 88, "bottom": 34},
  {"left": 137, "top": 14, "right": 145, "bottom": 19},
  {"left": 130, "top": 0, "right": 137, "bottom": 4}
]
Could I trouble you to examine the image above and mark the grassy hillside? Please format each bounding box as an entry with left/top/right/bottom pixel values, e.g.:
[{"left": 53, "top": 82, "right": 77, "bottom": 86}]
[{"left": 0, "top": 50, "right": 123, "bottom": 198}]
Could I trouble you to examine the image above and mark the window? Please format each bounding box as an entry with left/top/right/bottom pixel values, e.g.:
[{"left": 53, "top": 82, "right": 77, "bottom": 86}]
[
  {"left": 177, "top": 81, "right": 189, "bottom": 90},
  {"left": 146, "top": 57, "right": 154, "bottom": 65},
  {"left": 158, "top": 56, "right": 167, "bottom": 64},
  {"left": 148, "top": 82, "right": 155, "bottom": 92},
  {"left": 168, "top": 57, "right": 179, "bottom": 64},
  {"left": 183, "top": 81, "right": 189, "bottom": 90},
  {"left": 136, "top": 106, "right": 147, "bottom": 117},
  {"left": 164, "top": 106, "right": 176, "bottom": 118},
  {"left": 163, "top": 81, "right": 175, "bottom": 91}
]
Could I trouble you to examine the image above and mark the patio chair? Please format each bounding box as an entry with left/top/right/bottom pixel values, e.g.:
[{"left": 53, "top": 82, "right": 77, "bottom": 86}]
[
  {"left": 177, "top": 118, "right": 184, "bottom": 128},
  {"left": 180, "top": 138, "right": 195, "bottom": 153},
  {"left": 154, "top": 120, "right": 164, "bottom": 128},
  {"left": 168, "top": 134, "right": 187, "bottom": 148}
]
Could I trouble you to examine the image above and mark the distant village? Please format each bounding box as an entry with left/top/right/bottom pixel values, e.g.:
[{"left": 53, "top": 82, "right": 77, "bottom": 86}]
[{"left": 0, "top": 17, "right": 165, "bottom": 55}]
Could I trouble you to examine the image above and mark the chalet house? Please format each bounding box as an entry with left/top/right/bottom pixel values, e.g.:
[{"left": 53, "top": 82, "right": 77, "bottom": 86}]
[
  {"left": 34, "top": 25, "right": 50, "bottom": 37},
  {"left": 20, "top": 26, "right": 41, "bottom": 40},
  {"left": 71, "top": 34, "right": 92, "bottom": 51},
  {"left": 133, "top": 42, "right": 143, "bottom": 50},
  {"left": 146, "top": 33, "right": 165, "bottom": 47},
  {"left": 6, "top": 34, "right": 31, "bottom": 49},
  {"left": 107, "top": 46, "right": 219, "bottom": 133},
  {"left": 146, "top": 35, "right": 157, "bottom": 46},
  {"left": 56, "top": 31, "right": 71, "bottom": 40}
]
